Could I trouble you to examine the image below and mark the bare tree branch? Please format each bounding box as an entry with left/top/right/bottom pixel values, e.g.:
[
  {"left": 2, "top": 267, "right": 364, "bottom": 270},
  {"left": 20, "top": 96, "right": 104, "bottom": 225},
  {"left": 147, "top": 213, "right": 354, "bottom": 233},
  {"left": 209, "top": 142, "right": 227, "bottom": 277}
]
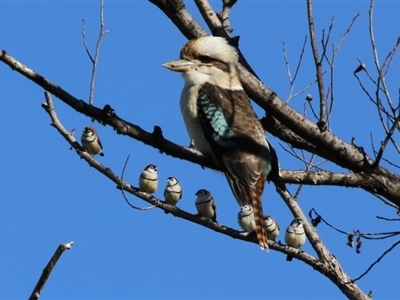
[
  {"left": 310, "top": 209, "right": 400, "bottom": 239},
  {"left": 149, "top": 0, "right": 207, "bottom": 40},
  {"left": 2, "top": 1, "right": 395, "bottom": 298},
  {"left": 283, "top": 36, "right": 309, "bottom": 102},
  {"left": 369, "top": 0, "right": 394, "bottom": 115},
  {"left": 376, "top": 216, "right": 400, "bottom": 221},
  {"left": 120, "top": 154, "right": 156, "bottom": 210},
  {"left": 217, "top": 0, "right": 237, "bottom": 34},
  {"left": 275, "top": 190, "right": 367, "bottom": 299},
  {"left": 324, "top": 12, "right": 360, "bottom": 118},
  {"left": 352, "top": 239, "right": 400, "bottom": 282},
  {"left": 373, "top": 115, "right": 400, "bottom": 167},
  {"left": 28, "top": 241, "right": 74, "bottom": 300},
  {"left": 81, "top": 0, "right": 109, "bottom": 105},
  {"left": 40, "top": 91, "right": 324, "bottom": 266},
  {"left": 40, "top": 88, "right": 371, "bottom": 299},
  {"left": 2, "top": 47, "right": 400, "bottom": 206},
  {"left": 145, "top": 2, "right": 398, "bottom": 201},
  {"left": 81, "top": 20, "right": 94, "bottom": 63},
  {"left": 306, "top": 0, "right": 327, "bottom": 131},
  {"left": 195, "top": 0, "right": 226, "bottom": 37}
]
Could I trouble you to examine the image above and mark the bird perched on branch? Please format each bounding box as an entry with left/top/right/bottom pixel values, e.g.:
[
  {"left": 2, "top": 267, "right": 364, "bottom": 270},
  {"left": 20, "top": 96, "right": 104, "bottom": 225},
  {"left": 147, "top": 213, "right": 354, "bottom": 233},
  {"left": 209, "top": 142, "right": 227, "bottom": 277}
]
[
  {"left": 285, "top": 218, "right": 306, "bottom": 261},
  {"left": 164, "top": 177, "right": 182, "bottom": 210},
  {"left": 195, "top": 189, "right": 217, "bottom": 222},
  {"left": 139, "top": 164, "right": 158, "bottom": 194},
  {"left": 81, "top": 126, "right": 104, "bottom": 157},
  {"left": 264, "top": 215, "right": 280, "bottom": 241},
  {"left": 238, "top": 204, "right": 256, "bottom": 233},
  {"left": 238, "top": 206, "right": 280, "bottom": 241},
  {"left": 163, "top": 36, "right": 281, "bottom": 249}
]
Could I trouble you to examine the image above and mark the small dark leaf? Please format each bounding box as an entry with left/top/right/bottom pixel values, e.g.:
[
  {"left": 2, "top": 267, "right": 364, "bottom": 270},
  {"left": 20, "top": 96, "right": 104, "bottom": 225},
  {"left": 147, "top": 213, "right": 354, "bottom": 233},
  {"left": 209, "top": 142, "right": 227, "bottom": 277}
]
[
  {"left": 356, "top": 236, "right": 362, "bottom": 254},
  {"left": 346, "top": 233, "right": 354, "bottom": 248},
  {"left": 353, "top": 63, "right": 366, "bottom": 74},
  {"left": 311, "top": 215, "right": 322, "bottom": 227}
]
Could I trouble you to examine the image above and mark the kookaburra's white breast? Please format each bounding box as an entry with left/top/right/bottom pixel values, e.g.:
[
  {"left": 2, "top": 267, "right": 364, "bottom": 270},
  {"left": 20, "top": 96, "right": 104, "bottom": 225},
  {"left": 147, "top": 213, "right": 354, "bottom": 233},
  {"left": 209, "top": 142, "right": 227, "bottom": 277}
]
[{"left": 180, "top": 84, "right": 213, "bottom": 156}]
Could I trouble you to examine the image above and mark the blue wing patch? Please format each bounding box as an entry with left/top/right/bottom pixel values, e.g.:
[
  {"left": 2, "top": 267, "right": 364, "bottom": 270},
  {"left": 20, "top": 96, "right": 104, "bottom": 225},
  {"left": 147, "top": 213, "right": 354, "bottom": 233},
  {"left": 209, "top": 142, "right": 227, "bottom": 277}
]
[{"left": 198, "top": 90, "right": 235, "bottom": 144}]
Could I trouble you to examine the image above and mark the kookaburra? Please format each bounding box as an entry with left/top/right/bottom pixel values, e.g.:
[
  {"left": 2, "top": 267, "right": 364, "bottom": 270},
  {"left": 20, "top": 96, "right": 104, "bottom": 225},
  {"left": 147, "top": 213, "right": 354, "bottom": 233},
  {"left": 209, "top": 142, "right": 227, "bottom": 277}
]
[{"left": 162, "top": 36, "right": 280, "bottom": 250}]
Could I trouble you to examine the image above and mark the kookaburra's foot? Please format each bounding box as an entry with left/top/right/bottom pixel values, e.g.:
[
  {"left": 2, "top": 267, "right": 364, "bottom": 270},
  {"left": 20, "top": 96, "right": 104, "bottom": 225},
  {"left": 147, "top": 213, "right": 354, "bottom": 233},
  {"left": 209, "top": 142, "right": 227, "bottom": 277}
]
[{"left": 189, "top": 139, "right": 195, "bottom": 149}]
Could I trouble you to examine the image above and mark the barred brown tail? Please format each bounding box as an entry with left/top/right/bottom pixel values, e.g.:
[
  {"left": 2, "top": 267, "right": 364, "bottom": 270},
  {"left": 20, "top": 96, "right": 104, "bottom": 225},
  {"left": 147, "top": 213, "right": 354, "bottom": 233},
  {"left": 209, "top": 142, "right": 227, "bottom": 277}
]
[{"left": 251, "top": 178, "right": 268, "bottom": 250}]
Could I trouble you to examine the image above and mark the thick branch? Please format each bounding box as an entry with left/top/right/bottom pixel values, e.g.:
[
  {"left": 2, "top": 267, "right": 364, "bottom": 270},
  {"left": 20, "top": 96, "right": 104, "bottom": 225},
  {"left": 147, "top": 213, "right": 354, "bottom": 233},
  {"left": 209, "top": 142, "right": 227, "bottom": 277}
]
[
  {"left": 283, "top": 170, "right": 394, "bottom": 200},
  {"left": 275, "top": 188, "right": 367, "bottom": 299},
  {"left": 194, "top": 0, "right": 227, "bottom": 37},
  {"left": 149, "top": 0, "right": 207, "bottom": 39},
  {"left": 1, "top": 49, "right": 217, "bottom": 169}
]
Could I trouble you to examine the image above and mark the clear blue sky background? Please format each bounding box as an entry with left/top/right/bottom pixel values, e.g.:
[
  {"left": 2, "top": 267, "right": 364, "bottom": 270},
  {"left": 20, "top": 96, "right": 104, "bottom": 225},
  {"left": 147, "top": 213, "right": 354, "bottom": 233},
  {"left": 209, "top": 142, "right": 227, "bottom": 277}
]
[{"left": 1, "top": 0, "right": 399, "bottom": 299}]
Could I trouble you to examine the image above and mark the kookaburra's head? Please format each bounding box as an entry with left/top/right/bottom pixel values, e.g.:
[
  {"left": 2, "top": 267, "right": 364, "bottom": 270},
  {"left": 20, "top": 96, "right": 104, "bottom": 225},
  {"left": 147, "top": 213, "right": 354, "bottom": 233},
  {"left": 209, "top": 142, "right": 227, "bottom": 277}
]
[{"left": 162, "top": 36, "right": 242, "bottom": 89}]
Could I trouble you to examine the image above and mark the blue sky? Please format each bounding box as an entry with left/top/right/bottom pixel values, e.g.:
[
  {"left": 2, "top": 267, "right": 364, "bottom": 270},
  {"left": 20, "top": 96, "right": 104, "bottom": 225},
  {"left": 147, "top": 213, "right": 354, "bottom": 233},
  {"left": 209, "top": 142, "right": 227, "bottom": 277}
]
[{"left": 1, "top": 0, "right": 400, "bottom": 299}]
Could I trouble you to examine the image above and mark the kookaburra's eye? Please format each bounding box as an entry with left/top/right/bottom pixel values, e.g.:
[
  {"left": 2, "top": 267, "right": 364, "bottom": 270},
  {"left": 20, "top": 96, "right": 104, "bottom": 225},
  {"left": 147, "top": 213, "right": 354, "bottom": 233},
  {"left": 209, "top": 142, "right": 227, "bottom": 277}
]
[{"left": 199, "top": 55, "right": 214, "bottom": 63}]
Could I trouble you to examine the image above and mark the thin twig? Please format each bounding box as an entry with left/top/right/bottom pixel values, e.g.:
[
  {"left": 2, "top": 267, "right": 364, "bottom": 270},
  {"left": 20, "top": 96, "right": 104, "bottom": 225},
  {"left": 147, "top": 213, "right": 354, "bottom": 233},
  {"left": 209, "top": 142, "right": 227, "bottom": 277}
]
[
  {"left": 360, "top": 232, "right": 400, "bottom": 240},
  {"left": 354, "top": 58, "right": 393, "bottom": 138},
  {"left": 373, "top": 114, "right": 400, "bottom": 167},
  {"left": 81, "top": 20, "right": 94, "bottom": 63},
  {"left": 120, "top": 154, "right": 156, "bottom": 210},
  {"left": 310, "top": 209, "right": 349, "bottom": 235},
  {"left": 307, "top": 99, "right": 319, "bottom": 120},
  {"left": 283, "top": 43, "right": 293, "bottom": 86},
  {"left": 354, "top": 69, "right": 393, "bottom": 121},
  {"left": 371, "top": 193, "right": 399, "bottom": 210},
  {"left": 369, "top": 0, "right": 394, "bottom": 120},
  {"left": 290, "top": 77, "right": 318, "bottom": 99},
  {"left": 82, "top": 0, "right": 109, "bottom": 105},
  {"left": 325, "top": 12, "right": 360, "bottom": 118},
  {"left": 376, "top": 216, "right": 400, "bottom": 221},
  {"left": 293, "top": 153, "right": 317, "bottom": 199},
  {"left": 370, "top": 132, "right": 378, "bottom": 159},
  {"left": 311, "top": 209, "right": 400, "bottom": 239},
  {"left": 320, "top": 17, "right": 334, "bottom": 63},
  {"left": 336, "top": 12, "right": 360, "bottom": 52},
  {"left": 280, "top": 143, "right": 327, "bottom": 170},
  {"left": 29, "top": 241, "right": 74, "bottom": 300},
  {"left": 284, "top": 36, "right": 308, "bottom": 102},
  {"left": 380, "top": 156, "right": 400, "bottom": 169},
  {"left": 351, "top": 240, "right": 400, "bottom": 282},
  {"left": 381, "top": 38, "right": 400, "bottom": 78},
  {"left": 307, "top": 0, "right": 327, "bottom": 131}
]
